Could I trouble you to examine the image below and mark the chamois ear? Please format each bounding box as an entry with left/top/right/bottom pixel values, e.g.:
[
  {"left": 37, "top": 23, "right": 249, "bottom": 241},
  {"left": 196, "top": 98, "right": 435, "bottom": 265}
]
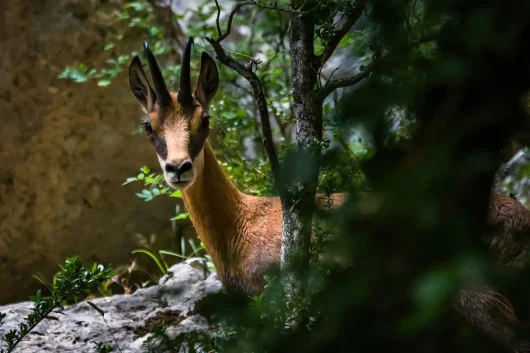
[
  {"left": 129, "top": 56, "right": 157, "bottom": 112},
  {"left": 195, "top": 52, "right": 219, "bottom": 108}
]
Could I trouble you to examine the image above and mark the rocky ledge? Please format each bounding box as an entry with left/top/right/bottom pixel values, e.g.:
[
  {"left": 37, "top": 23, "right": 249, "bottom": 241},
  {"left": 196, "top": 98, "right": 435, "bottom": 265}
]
[{"left": 0, "top": 258, "right": 222, "bottom": 353}]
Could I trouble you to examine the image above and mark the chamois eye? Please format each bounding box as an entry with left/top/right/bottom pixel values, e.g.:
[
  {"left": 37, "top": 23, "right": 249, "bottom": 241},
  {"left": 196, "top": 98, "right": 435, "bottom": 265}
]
[
  {"left": 202, "top": 116, "right": 210, "bottom": 129},
  {"left": 143, "top": 122, "right": 153, "bottom": 135}
]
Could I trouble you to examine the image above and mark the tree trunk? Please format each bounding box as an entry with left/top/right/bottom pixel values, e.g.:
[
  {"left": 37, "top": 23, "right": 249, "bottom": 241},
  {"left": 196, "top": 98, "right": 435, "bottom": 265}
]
[{"left": 281, "top": 0, "right": 321, "bottom": 329}]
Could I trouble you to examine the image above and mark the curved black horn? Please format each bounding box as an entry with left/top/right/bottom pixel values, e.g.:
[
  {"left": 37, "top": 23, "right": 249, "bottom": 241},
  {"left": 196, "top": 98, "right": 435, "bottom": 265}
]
[
  {"left": 143, "top": 42, "right": 172, "bottom": 109},
  {"left": 178, "top": 37, "right": 194, "bottom": 106}
]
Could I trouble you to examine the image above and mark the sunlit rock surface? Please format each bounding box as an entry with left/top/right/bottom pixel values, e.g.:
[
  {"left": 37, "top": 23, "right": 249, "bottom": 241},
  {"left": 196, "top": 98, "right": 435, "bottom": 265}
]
[
  {"left": 494, "top": 148, "right": 530, "bottom": 208},
  {"left": 0, "top": 259, "right": 222, "bottom": 353}
]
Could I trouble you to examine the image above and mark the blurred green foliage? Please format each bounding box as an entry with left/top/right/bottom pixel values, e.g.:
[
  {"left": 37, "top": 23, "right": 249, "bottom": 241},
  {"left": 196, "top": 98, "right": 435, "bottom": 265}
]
[{"left": 0, "top": 257, "right": 114, "bottom": 353}]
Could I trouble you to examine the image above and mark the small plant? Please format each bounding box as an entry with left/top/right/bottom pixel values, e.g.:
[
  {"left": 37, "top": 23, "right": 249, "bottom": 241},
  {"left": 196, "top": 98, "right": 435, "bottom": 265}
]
[
  {"left": 132, "top": 237, "right": 213, "bottom": 277},
  {"left": 0, "top": 256, "right": 114, "bottom": 353},
  {"left": 123, "top": 166, "right": 189, "bottom": 220},
  {"left": 33, "top": 262, "right": 115, "bottom": 299},
  {"left": 142, "top": 325, "right": 173, "bottom": 353},
  {"left": 94, "top": 342, "right": 114, "bottom": 353}
]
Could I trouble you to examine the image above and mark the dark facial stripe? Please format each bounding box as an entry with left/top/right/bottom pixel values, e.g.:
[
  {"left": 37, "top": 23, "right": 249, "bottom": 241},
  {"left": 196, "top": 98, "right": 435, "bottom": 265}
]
[
  {"left": 188, "top": 123, "right": 209, "bottom": 159},
  {"left": 150, "top": 134, "right": 168, "bottom": 160}
]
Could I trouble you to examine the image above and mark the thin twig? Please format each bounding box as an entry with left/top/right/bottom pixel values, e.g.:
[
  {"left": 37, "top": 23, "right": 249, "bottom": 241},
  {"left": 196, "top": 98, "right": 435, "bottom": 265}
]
[
  {"left": 214, "top": 0, "right": 314, "bottom": 41},
  {"left": 323, "top": 65, "right": 341, "bottom": 88},
  {"left": 296, "top": 0, "right": 326, "bottom": 13},
  {"left": 102, "top": 316, "right": 124, "bottom": 353},
  {"left": 335, "top": 132, "right": 358, "bottom": 162},
  {"left": 88, "top": 301, "right": 124, "bottom": 353},
  {"left": 329, "top": 66, "right": 341, "bottom": 82},
  {"left": 253, "top": 1, "right": 296, "bottom": 13},
  {"left": 317, "top": 60, "right": 376, "bottom": 102},
  {"left": 214, "top": 0, "right": 222, "bottom": 38},
  {"left": 217, "top": 1, "right": 253, "bottom": 42}
]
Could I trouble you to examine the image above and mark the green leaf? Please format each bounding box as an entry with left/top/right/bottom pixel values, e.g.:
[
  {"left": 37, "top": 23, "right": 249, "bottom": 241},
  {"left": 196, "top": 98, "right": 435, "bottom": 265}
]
[
  {"left": 32, "top": 273, "right": 53, "bottom": 292},
  {"left": 170, "top": 212, "right": 189, "bottom": 221},
  {"left": 225, "top": 112, "right": 237, "bottom": 120},
  {"left": 97, "top": 80, "right": 112, "bottom": 87},
  {"left": 158, "top": 250, "right": 188, "bottom": 259},
  {"left": 150, "top": 26, "right": 162, "bottom": 37},
  {"left": 29, "top": 289, "right": 42, "bottom": 303},
  {"left": 131, "top": 249, "right": 167, "bottom": 274},
  {"left": 170, "top": 190, "right": 182, "bottom": 198},
  {"left": 141, "top": 189, "right": 151, "bottom": 196},
  {"left": 122, "top": 177, "right": 137, "bottom": 185}
]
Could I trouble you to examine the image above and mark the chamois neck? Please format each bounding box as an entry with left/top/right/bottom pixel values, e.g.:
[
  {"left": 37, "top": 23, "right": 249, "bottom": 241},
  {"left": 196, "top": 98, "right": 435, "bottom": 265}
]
[{"left": 181, "top": 141, "right": 242, "bottom": 271}]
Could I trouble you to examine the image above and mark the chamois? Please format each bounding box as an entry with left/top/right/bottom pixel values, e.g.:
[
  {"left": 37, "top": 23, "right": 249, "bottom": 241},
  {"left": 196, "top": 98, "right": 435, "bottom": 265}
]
[
  {"left": 455, "top": 193, "right": 530, "bottom": 352},
  {"left": 129, "top": 37, "right": 530, "bottom": 350},
  {"left": 128, "top": 37, "right": 344, "bottom": 296}
]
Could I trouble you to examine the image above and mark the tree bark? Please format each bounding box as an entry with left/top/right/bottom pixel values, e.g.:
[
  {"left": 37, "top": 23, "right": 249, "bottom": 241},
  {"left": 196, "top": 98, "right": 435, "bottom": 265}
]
[{"left": 281, "top": 1, "right": 321, "bottom": 329}]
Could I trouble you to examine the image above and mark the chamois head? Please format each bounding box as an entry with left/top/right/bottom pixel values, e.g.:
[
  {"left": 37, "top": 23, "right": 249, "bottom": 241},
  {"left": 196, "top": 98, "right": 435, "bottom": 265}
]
[{"left": 128, "top": 37, "right": 219, "bottom": 189}]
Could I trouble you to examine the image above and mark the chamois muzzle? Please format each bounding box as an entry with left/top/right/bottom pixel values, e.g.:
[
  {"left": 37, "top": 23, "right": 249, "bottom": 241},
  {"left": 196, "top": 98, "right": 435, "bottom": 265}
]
[
  {"left": 143, "top": 42, "right": 172, "bottom": 109},
  {"left": 178, "top": 37, "right": 194, "bottom": 107}
]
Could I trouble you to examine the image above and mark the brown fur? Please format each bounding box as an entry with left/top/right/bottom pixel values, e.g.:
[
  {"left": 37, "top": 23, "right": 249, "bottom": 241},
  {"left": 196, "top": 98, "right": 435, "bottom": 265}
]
[
  {"left": 182, "top": 140, "right": 345, "bottom": 295},
  {"left": 486, "top": 194, "right": 530, "bottom": 267},
  {"left": 455, "top": 194, "right": 530, "bottom": 352}
]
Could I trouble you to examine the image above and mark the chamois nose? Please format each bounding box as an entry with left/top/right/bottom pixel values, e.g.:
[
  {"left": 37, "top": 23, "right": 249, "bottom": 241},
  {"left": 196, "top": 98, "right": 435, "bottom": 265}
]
[{"left": 165, "top": 160, "right": 193, "bottom": 176}]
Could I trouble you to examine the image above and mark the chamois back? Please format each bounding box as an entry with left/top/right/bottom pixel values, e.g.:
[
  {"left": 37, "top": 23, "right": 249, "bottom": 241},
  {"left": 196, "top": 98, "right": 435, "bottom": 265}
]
[
  {"left": 455, "top": 194, "right": 530, "bottom": 352},
  {"left": 487, "top": 194, "right": 530, "bottom": 267}
]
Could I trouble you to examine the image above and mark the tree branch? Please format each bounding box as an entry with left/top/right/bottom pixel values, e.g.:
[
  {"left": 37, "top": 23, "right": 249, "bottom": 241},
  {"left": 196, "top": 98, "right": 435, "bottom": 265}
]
[
  {"left": 317, "top": 33, "right": 440, "bottom": 102},
  {"left": 206, "top": 1, "right": 281, "bottom": 181},
  {"left": 214, "top": 0, "right": 295, "bottom": 43},
  {"left": 214, "top": 0, "right": 223, "bottom": 38},
  {"left": 214, "top": 0, "right": 305, "bottom": 42},
  {"left": 250, "top": 1, "right": 297, "bottom": 13},
  {"left": 317, "top": 60, "right": 376, "bottom": 102},
  {"left": 314, "top": 0, "right": 365, "bottom": 69}
]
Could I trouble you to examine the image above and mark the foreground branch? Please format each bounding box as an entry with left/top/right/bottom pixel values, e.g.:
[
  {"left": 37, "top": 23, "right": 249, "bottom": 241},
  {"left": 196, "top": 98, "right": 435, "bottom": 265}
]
[
  {"left": 207, "top": 0, "right": 284, "bottom": 183},
  {"left": 205, "top": 41, "right": 280, "bottom": 181}
]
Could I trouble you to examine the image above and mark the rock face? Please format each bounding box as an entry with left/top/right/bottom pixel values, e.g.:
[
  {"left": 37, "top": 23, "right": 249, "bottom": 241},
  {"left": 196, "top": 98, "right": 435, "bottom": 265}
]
[
  {"left": 0, "top": 0, "right": 184, "bottom": 304},
  {"left": 494, "top": 148, "right": 530, "bottom": 207},
  {"left": 0, "top": 259, "right": 222, "bottom": 353}
]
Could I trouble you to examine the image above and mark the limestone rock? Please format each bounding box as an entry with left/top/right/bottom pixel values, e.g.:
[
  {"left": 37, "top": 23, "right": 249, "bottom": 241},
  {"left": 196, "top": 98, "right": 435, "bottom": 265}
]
[
  {"left": 0, "top": 259, "right": 222, "bottom": 353},
  {"left": 494, "top": 148, "right": 530, "bottom": 207}
]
